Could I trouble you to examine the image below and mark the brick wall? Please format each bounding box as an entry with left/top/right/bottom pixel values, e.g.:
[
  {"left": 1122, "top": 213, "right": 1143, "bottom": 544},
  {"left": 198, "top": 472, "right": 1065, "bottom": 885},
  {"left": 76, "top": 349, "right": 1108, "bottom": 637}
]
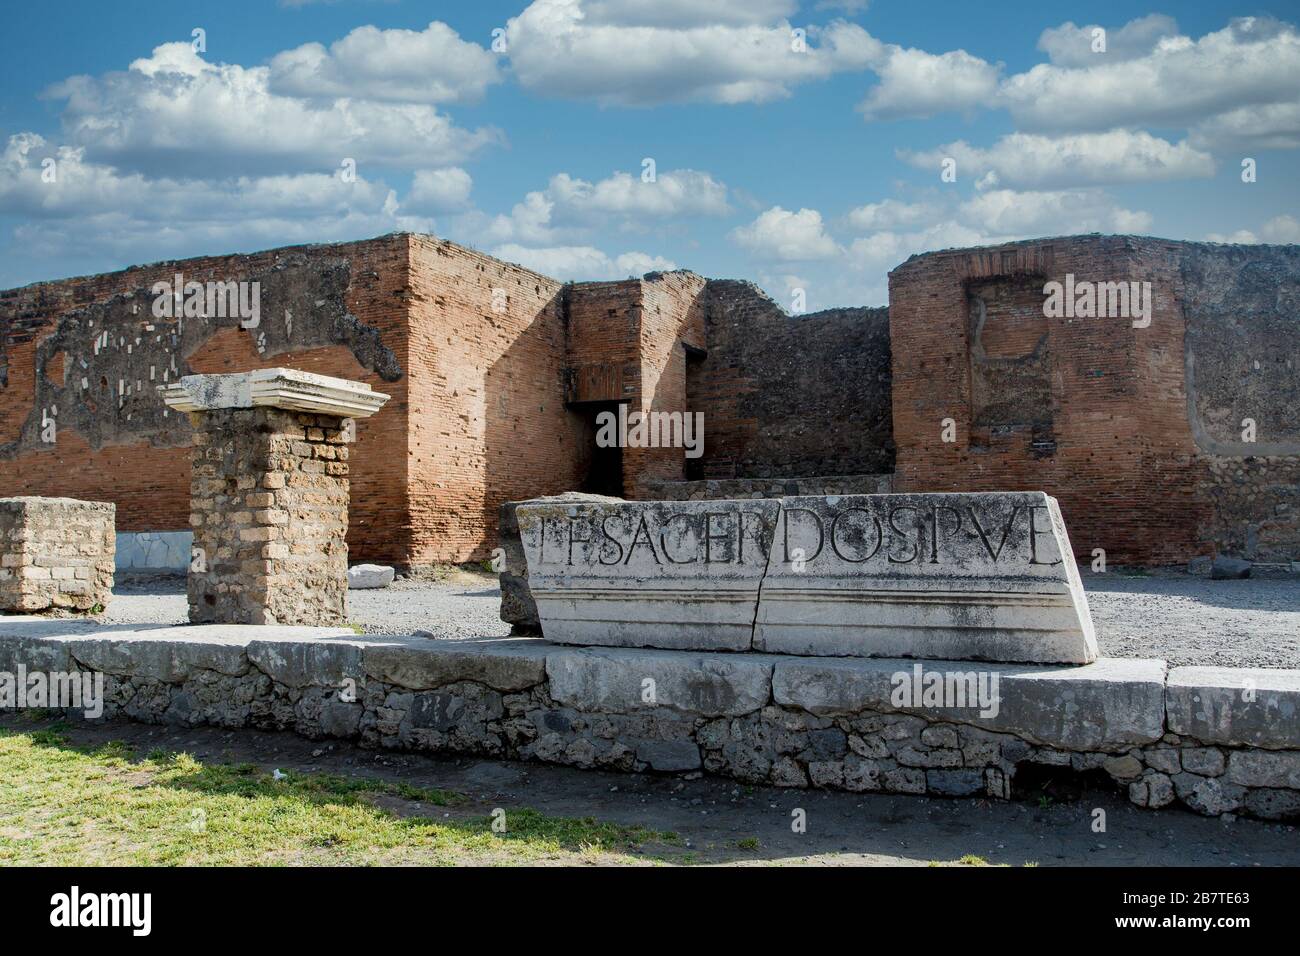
[
  {"left": 406, "top": 236, "right": 588, "bottom": 565},
  {"left": 889, "top": 235, "right": 1300, "bottom": 564},
  {"left": 687, "top": 281, "right": 894, "bottom": 480},
  {"left": 0, "top": 236, "right": 411, "bottom": 563}
]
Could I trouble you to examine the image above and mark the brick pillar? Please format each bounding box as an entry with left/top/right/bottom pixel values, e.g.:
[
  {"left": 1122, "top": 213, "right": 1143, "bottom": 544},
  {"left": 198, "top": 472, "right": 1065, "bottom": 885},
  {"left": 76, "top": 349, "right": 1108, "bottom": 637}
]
[{"left": 160, "top": 369, "right": 389, "bottom": 626}]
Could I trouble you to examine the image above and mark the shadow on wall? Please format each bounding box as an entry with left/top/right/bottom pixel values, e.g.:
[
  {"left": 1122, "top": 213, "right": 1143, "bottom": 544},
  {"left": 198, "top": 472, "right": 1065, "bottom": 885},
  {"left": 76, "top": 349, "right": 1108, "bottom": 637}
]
[
  {"left": 688, "top": 280, "right": 895, "bottom": 480},
  {"left": 479, "top": 286, "right": 593, "bottom": 564}
]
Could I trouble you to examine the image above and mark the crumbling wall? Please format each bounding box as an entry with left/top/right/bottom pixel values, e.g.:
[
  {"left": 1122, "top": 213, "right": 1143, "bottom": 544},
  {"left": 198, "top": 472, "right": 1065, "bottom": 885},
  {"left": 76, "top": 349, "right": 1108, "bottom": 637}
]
[
  {"left": 0, "top": 236, "right": 411, "bottom": 563},
  {"left": 407, "top": 236, "right": 587, "bottom": 565},
  {"left": 688, "top": 281, "right": 893, "bottom": 480},
  {"left": 890, "top": 235, "right": 1300, "bottom": 565}
]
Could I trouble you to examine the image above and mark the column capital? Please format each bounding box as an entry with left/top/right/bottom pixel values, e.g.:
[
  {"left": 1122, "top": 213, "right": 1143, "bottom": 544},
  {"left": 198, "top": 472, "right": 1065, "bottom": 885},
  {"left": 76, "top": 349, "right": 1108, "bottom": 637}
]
[{"left": 158, "top": 368, "right": 390, "bottom": 418}]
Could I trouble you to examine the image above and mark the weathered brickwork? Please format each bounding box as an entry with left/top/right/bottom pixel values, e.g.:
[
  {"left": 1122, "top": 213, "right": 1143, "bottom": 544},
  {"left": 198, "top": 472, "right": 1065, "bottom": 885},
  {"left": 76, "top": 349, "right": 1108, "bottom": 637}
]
[
  {"left": 889, "top": 235, "right": 1300, "bottom": 564},
  {"left": 0, "top": 236, "right": 412, "bottom": 564},
  {"left": 405, "top": 236, "right": 590, "bottom": 565},
  {"left": 0, "top": 497, "right": 114, "bottom": 611},
  {"left": 3, "top": 232, "right": 1295, "bottom": 567},
  {"left": 639, "top": 473, "right": 894, "bottom": 501},
  {"left": 188, "top": 408, "right": 350, "bottom": 626},
  {"left": 688, "top": 281, "right": 894, "bottom": 480}
]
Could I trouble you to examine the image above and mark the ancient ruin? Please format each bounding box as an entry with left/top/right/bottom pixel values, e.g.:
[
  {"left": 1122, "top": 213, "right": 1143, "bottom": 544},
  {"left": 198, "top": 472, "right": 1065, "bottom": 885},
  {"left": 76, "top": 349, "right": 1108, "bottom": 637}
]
[
  {"left": 2, "top": 233, "right": 1295, "bottom": 572},
  {"left": 0, "top": 231, "right": 1297, "bottom": 825},
  {"left": 0, "top": 496, "right": 114, "bottom": 611},
  {"left": 159, "top": 368, "right": 389, "bottom": 626},
  {"left": 516, "top": 492, "right": 1097, "bottom": 663}
]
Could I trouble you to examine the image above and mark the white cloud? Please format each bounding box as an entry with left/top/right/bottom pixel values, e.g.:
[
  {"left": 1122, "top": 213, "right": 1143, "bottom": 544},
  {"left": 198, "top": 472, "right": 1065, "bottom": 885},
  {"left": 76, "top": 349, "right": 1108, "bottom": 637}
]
[
  {"left": 729, "top": 206, "right": 841, "bottom": 261},
  {"left": 1001, "top": 17, "right": 1300, "bottom": 141},
  {"left": 504, "top": 0, "right": 878, "bottom": 106},
  {"left": 268, "top": 21, "right": 500, "bottom": 104},
  {"left": 901, "top": 130, "right": 1215, "bottom": 189},
  {"left": 846, "top": 198, "right": 941, "bottom": 230},
  {"left": 406, "top": 167, "right": 473, "bottom": 213},
  {"left": 1211, "top": 215, "right": 1300, "bottom": 244},
  {"left": 46, "top": 42, "right": 502, "bottom": 177},
  {"left": 858, "top": 46, "right": 1001, "bottom": 120},
  {"left": 0, "top": 132, "right": 432, "bottom": 266},
  {"left": 959, "top": 188, "right": 1152, "bottom": 235},
  {"left": 1205, "top": 229, "right": 1259, "bottom": 245},
  {"left": 1191, "top": 100, "right": 1300, "bottom": 151},
  {"left": 1037, "top": 14, "right": 1180, "bottom": 67},
  {"left": 490, "top": 243, "right": 675, "bottom": 280},
  {"left": 1261, "top": 214, "right": 1300, "bottom": 243},
  {"left": 478, "top": 168, "right": 729, "bottom": 244},
  {"left": 581, "top": 0, "right": 797, "bottom": 28}
]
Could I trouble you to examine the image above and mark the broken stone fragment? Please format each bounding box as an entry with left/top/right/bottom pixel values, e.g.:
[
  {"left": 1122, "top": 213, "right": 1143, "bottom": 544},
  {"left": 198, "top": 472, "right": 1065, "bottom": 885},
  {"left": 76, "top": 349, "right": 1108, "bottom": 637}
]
[{"left": 348, "top": 564, "right": 395, "bottom": 589}]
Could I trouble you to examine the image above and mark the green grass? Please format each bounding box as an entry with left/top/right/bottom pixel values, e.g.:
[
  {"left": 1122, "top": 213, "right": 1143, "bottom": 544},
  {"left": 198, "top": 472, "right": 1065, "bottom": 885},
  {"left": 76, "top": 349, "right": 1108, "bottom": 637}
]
[{"left": 0, "top": 726, "right": 678, "bottom": 866}]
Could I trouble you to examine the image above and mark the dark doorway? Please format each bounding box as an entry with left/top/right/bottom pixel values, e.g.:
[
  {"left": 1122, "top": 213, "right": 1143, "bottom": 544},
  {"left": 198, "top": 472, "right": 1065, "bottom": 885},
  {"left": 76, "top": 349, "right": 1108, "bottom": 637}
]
[{"left": 577, "top": 400, "right": 624, "bottom": 497}]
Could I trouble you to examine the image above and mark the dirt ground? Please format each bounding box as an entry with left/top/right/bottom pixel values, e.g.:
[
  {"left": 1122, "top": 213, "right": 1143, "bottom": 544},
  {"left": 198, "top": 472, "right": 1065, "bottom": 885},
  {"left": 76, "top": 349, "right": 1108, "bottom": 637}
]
[{"left": 11, "top": 716, "right": 1296, "bottom": 867}]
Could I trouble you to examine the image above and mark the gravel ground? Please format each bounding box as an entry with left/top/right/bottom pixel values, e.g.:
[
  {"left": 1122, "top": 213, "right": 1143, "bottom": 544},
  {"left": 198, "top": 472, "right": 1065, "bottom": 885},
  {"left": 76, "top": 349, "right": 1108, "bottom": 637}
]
[{"left": 98, "top": 567, "right": 1300, "bottom": 668}]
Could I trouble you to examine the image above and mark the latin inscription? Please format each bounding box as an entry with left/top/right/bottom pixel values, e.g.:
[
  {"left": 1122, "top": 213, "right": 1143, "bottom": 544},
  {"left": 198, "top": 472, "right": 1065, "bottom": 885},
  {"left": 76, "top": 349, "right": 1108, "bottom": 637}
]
[{"left": 531, "top": 499, "right": 1063, "bottom": 568}]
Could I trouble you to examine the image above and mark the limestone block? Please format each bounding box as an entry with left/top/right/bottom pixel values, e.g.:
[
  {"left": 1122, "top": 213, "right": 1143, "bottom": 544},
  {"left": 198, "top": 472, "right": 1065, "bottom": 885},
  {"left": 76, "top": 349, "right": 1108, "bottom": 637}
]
[
  {"left": 347, "top": 564, "right": 394, "bottom": 589},
  {"left": 363, "top": 636, "right": 549, "bottom": 691},
  {"left": 1166, "top": 666, "right": 1300, "bottom": 748},
  {"left": 158, "top": 367, "right": 389, "bottom": 419},
  {"left": 499, "top": 493, "right": 619, "bottom": 633},
  {"left": 771, "top": 656, "right": 1167, "bottom": 750},
  {"left": 545, "top": 645, "right": 773, "bottom": 717},
  {"left": 518, "top": 498, "right": 779, "bottom": 651},
  {"left": 755, "top": 492, "right": 1097, "bottom": 664}
]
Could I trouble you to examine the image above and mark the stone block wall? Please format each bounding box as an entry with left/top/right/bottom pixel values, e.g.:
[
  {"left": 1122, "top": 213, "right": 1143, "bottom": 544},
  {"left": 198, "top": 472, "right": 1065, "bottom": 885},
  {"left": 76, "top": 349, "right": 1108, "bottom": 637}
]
[
  {"left": 6, "top": 628, "right": 1297, "bottom": 821},
  {"left": 188, "top": 408, "right": 349, "bottom": 626},
  {"left": 0, "top": 496, "right": 114, "bottom": 611}
]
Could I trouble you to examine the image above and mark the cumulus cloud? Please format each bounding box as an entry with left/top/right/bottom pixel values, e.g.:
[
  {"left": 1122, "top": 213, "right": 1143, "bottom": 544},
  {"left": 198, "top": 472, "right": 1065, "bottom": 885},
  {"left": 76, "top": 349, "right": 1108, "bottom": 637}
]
[
  {"left": 479, "top": 168, "right": 729, "bottom": 244},
  {"left": 1000, "top": 17, "right": 1300, "bottom": 142},
  {"left": 490, "top": 243, "right": 675, "bottom": 280},
  {"left": 504, "top": 0, "right": 878, "bottom": 106},
  {"left": 1208, "top": 215, "right": 1300, "bottom": 245},
  {"left": 959, "top": 188, "right": 1152, "bottom": 235},
  {"left": 846, "top": 198, "right": 941, "bottom": 231},
  {"left": 858, "top": 45, "right": 1001, "bottom": 120},
  {"left": 729, "top": 207, "right": 841, "bottom": 261},
  {"left": 581, "top": 0, "right": 797, "bottom": 28},
  {"left": 406, "top": 167, "right": 473, "bottom": 213},
  {"left": 0, "top": 132, "right": 432, "bottom": 266},
  {"left": 1037, "top": 14, "right": 1180, "bottom": 67},
  {"left": 268, "top": 21, "right": 500, "bottom": 103},
  {"left": 45, "top": 42, "right": 502, "bottom": 177},
  {"left": 900, "top": 130, "right": 1215, "bottom": 189}
]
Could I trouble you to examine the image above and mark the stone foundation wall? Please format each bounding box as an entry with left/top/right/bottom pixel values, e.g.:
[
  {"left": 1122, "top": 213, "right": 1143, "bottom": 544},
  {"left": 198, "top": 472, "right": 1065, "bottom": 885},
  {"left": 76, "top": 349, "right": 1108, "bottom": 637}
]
[
  {"left": 4, "top": 627, "right": 1296, "bottom": 821},
  {"left": 0, "top": 497, "right": 114, "bottom": 611},
  {"left": 188, "top": 408, "right": 349, "bottom": 626}
]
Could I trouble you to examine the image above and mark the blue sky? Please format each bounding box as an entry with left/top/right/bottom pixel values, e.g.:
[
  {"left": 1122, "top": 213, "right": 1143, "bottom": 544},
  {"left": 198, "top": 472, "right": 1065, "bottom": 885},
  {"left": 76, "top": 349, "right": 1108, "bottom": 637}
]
[{"left": 1, "top": 0, "right": 1297, "bottom": 306}]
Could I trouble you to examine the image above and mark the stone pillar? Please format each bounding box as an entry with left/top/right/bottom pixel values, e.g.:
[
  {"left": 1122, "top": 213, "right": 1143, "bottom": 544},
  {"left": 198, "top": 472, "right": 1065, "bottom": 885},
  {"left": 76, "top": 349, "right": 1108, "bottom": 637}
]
[{"left": 159, "top": 368, "right": 389, "bottom": 626}]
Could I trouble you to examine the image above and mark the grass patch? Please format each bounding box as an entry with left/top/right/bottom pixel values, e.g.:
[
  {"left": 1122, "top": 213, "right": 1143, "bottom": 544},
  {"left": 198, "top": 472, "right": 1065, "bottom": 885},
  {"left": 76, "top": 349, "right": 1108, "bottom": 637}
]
[{"left": 0, "top": 727, "right": 677, "bottom": 866}]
